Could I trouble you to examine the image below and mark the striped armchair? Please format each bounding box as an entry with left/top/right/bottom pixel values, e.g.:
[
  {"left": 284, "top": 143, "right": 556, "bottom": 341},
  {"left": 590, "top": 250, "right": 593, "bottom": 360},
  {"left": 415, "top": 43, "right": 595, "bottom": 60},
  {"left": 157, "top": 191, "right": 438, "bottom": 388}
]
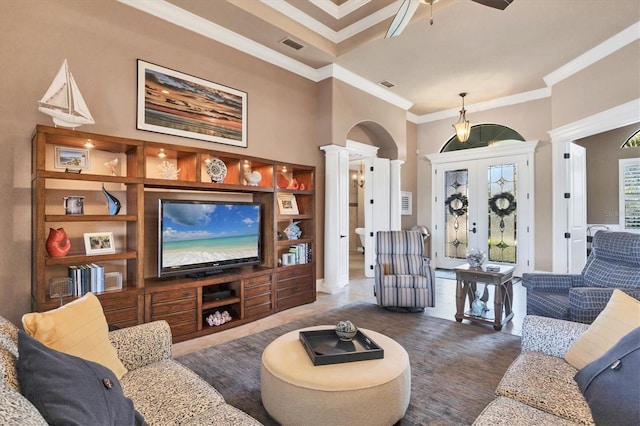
[
  {"left": 523, "top": 231, "right": 640, "bottom": 323},
  {"left": 374, "top": 230, "right": 436, "bottom": 311}
]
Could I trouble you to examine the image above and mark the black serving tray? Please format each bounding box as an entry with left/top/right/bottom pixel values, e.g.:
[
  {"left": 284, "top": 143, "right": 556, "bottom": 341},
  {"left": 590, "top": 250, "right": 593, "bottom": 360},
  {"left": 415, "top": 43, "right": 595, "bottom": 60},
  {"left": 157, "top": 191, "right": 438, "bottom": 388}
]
[{"left": 299, "top": 329, "right": 384, "bottom": 366}]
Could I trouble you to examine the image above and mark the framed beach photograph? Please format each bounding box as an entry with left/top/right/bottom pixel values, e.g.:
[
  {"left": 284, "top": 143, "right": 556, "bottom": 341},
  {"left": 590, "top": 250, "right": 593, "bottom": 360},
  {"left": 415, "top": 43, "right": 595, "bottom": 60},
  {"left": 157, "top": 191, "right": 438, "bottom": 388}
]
[
  {"left": 54, "top": 146, "right": 90, "bottom": 170},
  {"left": 137, "top": 60, "right": 248, "bottom": 147},
  {"left": 84, "top": 232, "right": 116, "bottom": 255},
  {"left": 277, "top": 193, "right": 299, "bottom": 215}
]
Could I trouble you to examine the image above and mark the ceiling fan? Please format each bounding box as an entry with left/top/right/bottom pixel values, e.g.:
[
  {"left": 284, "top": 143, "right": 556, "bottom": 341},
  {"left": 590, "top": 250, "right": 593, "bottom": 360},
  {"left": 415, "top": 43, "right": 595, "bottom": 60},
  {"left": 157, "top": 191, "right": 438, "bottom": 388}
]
[{"left": 385, "top": 0, "right": 514, "bottom": 38}]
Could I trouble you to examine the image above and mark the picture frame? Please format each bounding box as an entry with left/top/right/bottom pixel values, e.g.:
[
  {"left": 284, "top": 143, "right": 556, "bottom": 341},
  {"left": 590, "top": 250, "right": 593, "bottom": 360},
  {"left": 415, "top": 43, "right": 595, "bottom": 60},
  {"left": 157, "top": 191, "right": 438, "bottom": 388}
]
[
  {"left": 54, "top": 146, "right": 90, "bottom": 170},
  {"left": 277, "top": 193, "right": 299, "bottom": 215},
  {"left": 83, "top": 232, "right": 116, "bottom": 255},
  {"left": 137, "top": 59, "right": 248, "bottom": 147}
]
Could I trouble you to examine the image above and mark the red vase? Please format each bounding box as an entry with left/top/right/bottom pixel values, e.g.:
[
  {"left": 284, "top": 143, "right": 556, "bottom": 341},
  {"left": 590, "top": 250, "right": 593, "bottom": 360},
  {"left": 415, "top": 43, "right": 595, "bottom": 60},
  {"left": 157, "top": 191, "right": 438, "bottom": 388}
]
[{"left": 46, "top": 227, "right": 71, "bottom": 257}]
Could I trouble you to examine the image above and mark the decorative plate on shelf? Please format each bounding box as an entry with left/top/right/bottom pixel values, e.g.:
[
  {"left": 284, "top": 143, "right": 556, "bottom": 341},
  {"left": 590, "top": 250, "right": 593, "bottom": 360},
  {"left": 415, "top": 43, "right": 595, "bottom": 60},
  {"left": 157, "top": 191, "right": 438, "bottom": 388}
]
[{"left": 206, "top": 158, "right": 227, "bottom": 183}]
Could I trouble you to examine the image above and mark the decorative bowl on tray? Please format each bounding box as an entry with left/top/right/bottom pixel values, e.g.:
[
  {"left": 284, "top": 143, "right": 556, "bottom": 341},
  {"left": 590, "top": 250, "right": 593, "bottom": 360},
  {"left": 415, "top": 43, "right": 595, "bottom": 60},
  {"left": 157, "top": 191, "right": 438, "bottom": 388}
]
[{"left": 335, "top": 320, "right": 358, "bottom": 341}]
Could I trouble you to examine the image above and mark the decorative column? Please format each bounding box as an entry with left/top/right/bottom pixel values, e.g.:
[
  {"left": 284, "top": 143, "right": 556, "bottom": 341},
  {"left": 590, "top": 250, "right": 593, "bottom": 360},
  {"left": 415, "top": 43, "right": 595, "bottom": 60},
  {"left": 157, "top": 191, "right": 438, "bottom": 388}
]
[
  {"left": 319, "top": 144, "right": 350, "bottom": 293},
  {"left": 390, "top": 159, "right": 404, "bottom": 231}
]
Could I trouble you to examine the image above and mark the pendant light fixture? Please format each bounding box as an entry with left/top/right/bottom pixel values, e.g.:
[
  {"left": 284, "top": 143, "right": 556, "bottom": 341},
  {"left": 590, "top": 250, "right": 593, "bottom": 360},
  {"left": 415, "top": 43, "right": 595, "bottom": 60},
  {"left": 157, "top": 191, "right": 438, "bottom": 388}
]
[{"left": 453, "top": 92, "right": 472, "bottom": 143}]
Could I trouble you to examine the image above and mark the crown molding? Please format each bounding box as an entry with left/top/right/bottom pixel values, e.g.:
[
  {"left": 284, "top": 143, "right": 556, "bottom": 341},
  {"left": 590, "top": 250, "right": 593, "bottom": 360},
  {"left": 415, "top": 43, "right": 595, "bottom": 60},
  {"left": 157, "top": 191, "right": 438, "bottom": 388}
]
[
  {"left": 544, "top": 21, "right": 640, "bottom": 87},
  {"left": 548, "top": 99, "right": 640, "bottom": 141},
  {"left": 317, "top": 64, "right": 414, "bottom": 110},
  {"left": 414, "top": 88, "right": 552, "bottom": 124},
  {"left": 261, "top": 0, "right": 399, "bottom": 43},
  {"left": 310, "top": 0, "right": 371, "bottom": 20},
  {"left": 118, "top": 0, "right": 636, "bottom": 121},
  {"left": 118, "top": 0, "right": 320, "bottom": 80}
]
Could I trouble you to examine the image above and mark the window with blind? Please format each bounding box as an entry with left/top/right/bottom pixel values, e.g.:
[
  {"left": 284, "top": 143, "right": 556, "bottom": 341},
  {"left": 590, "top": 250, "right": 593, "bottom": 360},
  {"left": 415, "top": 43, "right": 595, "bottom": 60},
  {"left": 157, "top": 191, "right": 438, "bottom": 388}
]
[{"left": 620, "top": 158, "right": 640, "bottom": 231}]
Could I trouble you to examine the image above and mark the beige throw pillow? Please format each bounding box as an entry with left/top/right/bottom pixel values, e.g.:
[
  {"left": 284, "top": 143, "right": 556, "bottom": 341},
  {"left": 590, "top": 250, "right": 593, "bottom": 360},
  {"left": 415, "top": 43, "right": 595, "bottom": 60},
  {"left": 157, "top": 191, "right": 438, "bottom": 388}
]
[
  {"left": 22, "top": 292, "right": 127, "bottom": 379},
  {"left": 565, "top": 289, "right": 640, "bottom": 370}
]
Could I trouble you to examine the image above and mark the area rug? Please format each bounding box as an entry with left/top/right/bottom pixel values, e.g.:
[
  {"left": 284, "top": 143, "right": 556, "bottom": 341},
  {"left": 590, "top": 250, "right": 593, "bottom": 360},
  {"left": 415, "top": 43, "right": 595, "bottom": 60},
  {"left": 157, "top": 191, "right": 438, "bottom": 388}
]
[{"left": 176, "top": 302, "right": 521, "bottom": 425}]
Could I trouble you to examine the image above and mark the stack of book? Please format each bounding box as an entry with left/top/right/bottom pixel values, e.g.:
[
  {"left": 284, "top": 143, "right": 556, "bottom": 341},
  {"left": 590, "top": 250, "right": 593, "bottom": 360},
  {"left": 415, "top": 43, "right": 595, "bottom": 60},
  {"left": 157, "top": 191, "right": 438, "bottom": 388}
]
[
  {"left": 68, "top": 264, "right": 105, "bottom": 296},
  {"left": 289, "top": 243, "right": 312, "bottom": 265}
]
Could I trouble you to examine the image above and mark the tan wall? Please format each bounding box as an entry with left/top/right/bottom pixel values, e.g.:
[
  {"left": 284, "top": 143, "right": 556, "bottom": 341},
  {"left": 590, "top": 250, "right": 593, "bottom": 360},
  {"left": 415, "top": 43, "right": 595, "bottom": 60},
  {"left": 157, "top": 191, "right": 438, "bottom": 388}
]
[
  {"left": 401, "top": 121, "right": 419, "bottom": 230},
  {"left": 417, "top": 98, "right": 554, "bottom": 271},
  {"left": 323, "top": 79, "right": 407, "bottom": 159},
  {"left": 575, "top": 123, "right": 640, "bottom": 224},
  {"left": 0, "top": 0, "right": 322, "bottom": 324},
  {"left": 551, "top": 41, "right": 640, "bottom": 128}
]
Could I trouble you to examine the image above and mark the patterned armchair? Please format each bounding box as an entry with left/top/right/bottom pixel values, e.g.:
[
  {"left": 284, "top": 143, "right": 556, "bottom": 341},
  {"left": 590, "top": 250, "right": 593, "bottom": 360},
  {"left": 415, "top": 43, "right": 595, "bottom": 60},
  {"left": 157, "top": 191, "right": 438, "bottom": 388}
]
[
  {"left": 523, "top": 231, "right": 640, "bottom": 323},
  {"left": 374, "top": 230, "right": 436, "bottom": 311}
]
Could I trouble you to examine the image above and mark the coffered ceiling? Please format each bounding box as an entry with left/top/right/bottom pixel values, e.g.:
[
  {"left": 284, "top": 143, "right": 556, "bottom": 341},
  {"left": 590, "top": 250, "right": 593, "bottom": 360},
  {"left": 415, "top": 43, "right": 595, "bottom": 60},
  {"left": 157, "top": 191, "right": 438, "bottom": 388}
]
[{"left": 120, "top": 0, "right": 639, "bottom": 118}]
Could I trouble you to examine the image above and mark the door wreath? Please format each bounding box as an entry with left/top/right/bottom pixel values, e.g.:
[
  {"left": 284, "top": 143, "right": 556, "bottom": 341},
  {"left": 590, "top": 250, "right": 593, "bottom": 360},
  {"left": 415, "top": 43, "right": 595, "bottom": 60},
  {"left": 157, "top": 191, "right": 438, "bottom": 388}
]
[
  {"left": 445, "top": 193, "right": 468, "bottom": 217},
  {"left": 489, "top": 192, "right": 516, "bottom": 217}
]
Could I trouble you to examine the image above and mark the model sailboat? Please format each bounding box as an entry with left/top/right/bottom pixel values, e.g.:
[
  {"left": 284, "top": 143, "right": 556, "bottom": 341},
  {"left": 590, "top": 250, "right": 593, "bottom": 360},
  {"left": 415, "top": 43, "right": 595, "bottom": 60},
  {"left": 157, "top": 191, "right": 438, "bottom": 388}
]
[{"left": 38, "top": 59, "right": 95, "bottom": 128}]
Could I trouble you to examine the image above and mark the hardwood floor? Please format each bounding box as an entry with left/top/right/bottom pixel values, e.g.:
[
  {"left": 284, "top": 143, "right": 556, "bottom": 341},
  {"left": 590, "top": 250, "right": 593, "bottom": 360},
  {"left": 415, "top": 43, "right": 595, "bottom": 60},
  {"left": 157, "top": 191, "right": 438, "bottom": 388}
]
[{"left": 172, "top": 252, "right": 526, "bottom": 357}]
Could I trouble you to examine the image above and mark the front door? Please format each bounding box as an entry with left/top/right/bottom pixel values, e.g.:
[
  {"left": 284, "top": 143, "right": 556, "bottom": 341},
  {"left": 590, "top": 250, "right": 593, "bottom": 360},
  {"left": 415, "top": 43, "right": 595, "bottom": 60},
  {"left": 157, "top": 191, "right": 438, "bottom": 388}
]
[{"left": 428, "top": 142, "right": 537, "bottom": 276}]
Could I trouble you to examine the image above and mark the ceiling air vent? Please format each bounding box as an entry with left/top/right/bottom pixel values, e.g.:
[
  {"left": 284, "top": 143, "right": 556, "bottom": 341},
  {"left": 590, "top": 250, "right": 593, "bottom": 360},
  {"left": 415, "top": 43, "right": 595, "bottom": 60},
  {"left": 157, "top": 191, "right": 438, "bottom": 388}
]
[
  {"left": 280, "top": 37, "right": 305, "bottom": 51},
  {"left": 379, "top": 80, "right": 395, "bottom": 88}
]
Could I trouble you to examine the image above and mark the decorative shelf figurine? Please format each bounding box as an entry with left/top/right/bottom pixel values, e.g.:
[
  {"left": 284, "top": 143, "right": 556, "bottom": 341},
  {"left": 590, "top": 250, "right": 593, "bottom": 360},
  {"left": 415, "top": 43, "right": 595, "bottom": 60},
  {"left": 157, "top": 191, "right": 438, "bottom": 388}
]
[
  {"left": 284, "top": 221, "right": 302, "bottom": 240},
  {"left": 102, "top": 184, "right": 121, "bottom": 215},
  {"left": 46, "top": 227, "right": 71, "bottom": 257}
]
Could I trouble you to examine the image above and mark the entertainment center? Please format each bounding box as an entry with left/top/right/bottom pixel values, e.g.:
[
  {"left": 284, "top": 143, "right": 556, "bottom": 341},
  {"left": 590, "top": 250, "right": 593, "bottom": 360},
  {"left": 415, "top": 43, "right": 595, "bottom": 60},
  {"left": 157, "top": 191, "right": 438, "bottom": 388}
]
[{"left": 31, "top": 125, "right": 316, "bottom": 342}]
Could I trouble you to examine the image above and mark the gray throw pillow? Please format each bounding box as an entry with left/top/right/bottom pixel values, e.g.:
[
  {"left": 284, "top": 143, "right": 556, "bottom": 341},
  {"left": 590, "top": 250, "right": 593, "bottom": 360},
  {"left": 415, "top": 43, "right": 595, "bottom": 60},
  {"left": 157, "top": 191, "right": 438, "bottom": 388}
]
[
  {"left": 574, "top": 327, "right": 640, "bottom": 426},
  {"left": 17, "top": 330, "right": 146, "bottom": 426}
]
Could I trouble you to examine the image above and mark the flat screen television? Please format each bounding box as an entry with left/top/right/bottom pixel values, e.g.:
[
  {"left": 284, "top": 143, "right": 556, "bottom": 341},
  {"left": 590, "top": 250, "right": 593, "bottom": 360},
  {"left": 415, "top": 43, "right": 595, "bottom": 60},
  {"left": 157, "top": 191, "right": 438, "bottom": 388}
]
[{"left": 158, "top": 199, "right": 261, "bottom": 277}]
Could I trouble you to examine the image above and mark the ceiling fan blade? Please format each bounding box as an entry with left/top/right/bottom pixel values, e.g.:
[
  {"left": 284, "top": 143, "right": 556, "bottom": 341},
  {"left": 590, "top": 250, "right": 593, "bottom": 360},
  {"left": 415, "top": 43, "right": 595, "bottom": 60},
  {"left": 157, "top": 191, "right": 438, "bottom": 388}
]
[
  {"left": 471, "top": 0, "right": 514, "bottom": 10},
  {"left": 385, "top": 0, "right": 421, "bottom": 39}
]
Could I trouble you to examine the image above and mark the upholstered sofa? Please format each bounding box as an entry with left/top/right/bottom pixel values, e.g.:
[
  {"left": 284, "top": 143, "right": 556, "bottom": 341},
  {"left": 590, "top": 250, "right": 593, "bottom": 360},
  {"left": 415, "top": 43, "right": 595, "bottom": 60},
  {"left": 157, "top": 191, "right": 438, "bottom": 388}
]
[
  {"left": 523, "top": 231, "right": 640, "bottom": 323},
  {"left": 474, "top": 315, "right": 593, "bottom": 425},
  {"left": 0, "top": 315, "right": 261, "bottom": 425}
]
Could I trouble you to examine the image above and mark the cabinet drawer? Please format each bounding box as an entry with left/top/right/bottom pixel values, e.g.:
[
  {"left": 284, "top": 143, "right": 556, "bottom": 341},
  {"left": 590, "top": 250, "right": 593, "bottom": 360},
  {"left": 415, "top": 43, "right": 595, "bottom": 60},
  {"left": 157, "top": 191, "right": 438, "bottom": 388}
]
[
  {"left": 104, "top": 308, "right": 138, "bottom": 327},
  {"left": 277, "top": 280, "right": 314, "bottom": 298},
  {"left": 245, "top": 303, "right": 272, "bottom": 318},
  {"left": 151, "top": 310, "right": 197, "bottom": 326},
  {"left": 168, "top": 321, "right": 198, "bottom": 337},
  {"left": 245, "top": 274, "right": 272, "bottom": 287},
  {"left": 151, "top": 288, "right": 196, "bottom": 304},
  {"left": 277, "top": 291, "right": 315, "bottom": 311},
  {"left": 277, "top": 264, "right": 313, "bottom": 281},
  {"left": 277, "top": 274, "right": 313, "bottom": 291},
  {"left": 100, "top": 296, "right": 137, "bottom": 311},
  {"left": 151, "top": 298, "right": 196, "bottom": 316},
  {"left": 245, "top": 283, "right": 271, "bottom": 299},
  {"left": 245, "top": 293, "right": 272, "bottom": 309}
]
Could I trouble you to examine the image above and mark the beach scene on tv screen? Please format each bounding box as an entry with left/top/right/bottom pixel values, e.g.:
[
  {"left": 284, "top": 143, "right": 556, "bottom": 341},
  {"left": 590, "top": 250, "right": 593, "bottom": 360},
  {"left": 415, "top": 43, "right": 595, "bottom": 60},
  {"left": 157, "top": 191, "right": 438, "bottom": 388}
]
[{"left": 162, "top": 203, "right": 259, "bottom": 268}]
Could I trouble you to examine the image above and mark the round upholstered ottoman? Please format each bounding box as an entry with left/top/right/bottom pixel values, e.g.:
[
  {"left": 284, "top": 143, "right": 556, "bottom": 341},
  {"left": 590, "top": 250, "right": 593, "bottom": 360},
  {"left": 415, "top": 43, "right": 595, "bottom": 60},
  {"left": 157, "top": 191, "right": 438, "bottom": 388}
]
[{"left": 261, "top": 326, "right": 411, "bottom": 426}]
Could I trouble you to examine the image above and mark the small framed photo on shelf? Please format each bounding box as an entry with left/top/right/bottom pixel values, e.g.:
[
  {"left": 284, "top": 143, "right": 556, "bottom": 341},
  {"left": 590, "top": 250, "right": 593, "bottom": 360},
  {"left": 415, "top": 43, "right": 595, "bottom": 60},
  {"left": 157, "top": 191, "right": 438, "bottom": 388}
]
[
  {"left": 277, "top": 193, "right": 299, "bottom": 215},
  {"left": 84, "top": 232, "right": 116, "bottom": 255},
  {"left": 54, "top": 146, "right": 90, "bottom": 170}
]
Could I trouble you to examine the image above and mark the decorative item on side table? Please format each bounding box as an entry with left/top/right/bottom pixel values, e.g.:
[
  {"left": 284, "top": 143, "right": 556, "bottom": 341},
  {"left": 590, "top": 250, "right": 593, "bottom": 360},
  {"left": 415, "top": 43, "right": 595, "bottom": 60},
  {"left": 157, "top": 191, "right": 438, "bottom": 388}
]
[
  {"left": 277, "top": 193, "right": 299, "bottom": 215},
  {"left": 38, "top": 59, "right": 95, "bottom": 129},
  {"left": 335, "top": 320, "right": 358, "bottom": 341},
  {"left": 206, "top": 158, "right": 227, "bottom": 183},
  {"left": 46, "top": 228, "right": 71, "bottom": 257},
  {"left": 101, "top": 184, "right": 121, "bottom": 215},
  {"left": 283, "top": 221, "right": 302, "bottom": 240},
  {"left": 470, "top": 287, "right": 489, "bottom": 316},
  {"left": 466, "top": 248, "right": 486, "bottom": 267},
  {"left": 83, "top": 232, "right": 116, "bottom": 255}
]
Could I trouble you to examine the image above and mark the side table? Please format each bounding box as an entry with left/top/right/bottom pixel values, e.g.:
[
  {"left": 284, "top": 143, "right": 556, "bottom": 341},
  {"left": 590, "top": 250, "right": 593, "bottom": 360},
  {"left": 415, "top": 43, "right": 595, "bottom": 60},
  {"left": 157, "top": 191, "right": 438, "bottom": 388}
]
[{"left": 454, "top": 263, "right": 515, "bottom": 331}]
